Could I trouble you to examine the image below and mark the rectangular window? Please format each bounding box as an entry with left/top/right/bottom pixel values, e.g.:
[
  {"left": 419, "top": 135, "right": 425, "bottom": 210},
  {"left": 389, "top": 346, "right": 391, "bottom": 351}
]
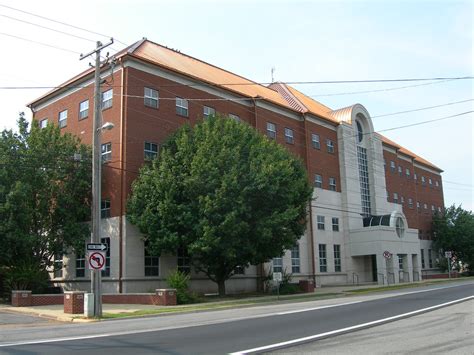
[
  {"left": 228, "top": 113, "right": 240, "bottom": 122},
  {"left": 101, "top": 198, "right": 111, "bottom": 218},
  {"left": 203, "top": 106, "right": 215, "bottom": 118},
  {"left": 40, "top": 118, "right": 48, "bottom": 129},
  {"left": 311, "top": 133, "right": 320, "bottom": 149},
  {"left": 431, "top": 205, "right": 435, "bottom": 213},
  {"left": 435, "top": 180, "right": 439, "bottom": 187},
  {"left": 144, "top": 142, "right": 158, "bottom": 160},
  {"left": 291, "top": 244, "right": 300, "bottom": 273},
  {"left": 420, "top": 249, "right": 425, "bottom": 268},
  {"left": 390, "top": 161, "right": 396, "bottom": 172},
  {"left": 329, "top": 177, "right": 336, "bottom": 191},
  {"left": 58, "top": 110, "right": 67, "bottom": 128},
  {"left": 144, "top": 87, "right": 159, "bottom": 108},
  {"left": 332, "top": 217, "right": 339, "bottom": 232},
  {"left": 317, "top": 215, "right": 325, "bottom": 230},
  {"left": 406, "top": 168, "right": 410, "bottom": 177},
  {"left": 421, "top": 176, "right": 426, "bottom": 185},
  {"left": 144, "top": 240, "right": 159, "bottom": 276},
  {"left": 101, "top": 237, "right": 111, "bottom": 277},
  {"left": 79, "top": 100, "right": 89, "bottom": 120},
  {"left": 319, "top": 244, "right": 327, "bottom": 272},
  {"left": 424, "top": 203, "right": 428, "bottom": 210},
  {"left": 398, "top": 166, "right": 403, "bottom": 176},
  {"left": 326, "top": 139, "right": 335, "bottom": 153},
  {"left": 53, "top": 253, "right": 63, "bottom": 278},
  {"left": 314, "top": 174, "right": 323, "bottom": 188},
  {"left": 177, "top": 247, "right": 191, "bottom": 274},
  {"left": 398, "top": 255, "right": 404, "bottom": 270},
  {"left": 102, "top": 89, "right": 113, "bottom": 110},
  {"left": 176, "top": 97, "right": 189, "bottom": 117},
  {"left": 438, "top": 206, "right": 442, "bottom": 213},
  {"left": 417, "top": 201, "right": 421, "bottom": 210},
  {"left": 266, "top": 122, "right": 276, "bottom": 139},
  {"left": 414, "top": 173, "right": 418, "bottom": 181},
  {"left": 334, "top": 245, "right": 341, "bottom": 272},
  {"left": 76, "top": 251, "right": 85, "bottom": 278},
  {"left": 428, "top": 249, "right": 433, "bottom": 268},
  {"left": 101, "top": 142, "right": 112, "bottom": 162},
  {"left": 234, "top": 265, "right": 245, "bottom": 275},
  {"left": 429, "top": 178, "right": 433, "bottom": 186},
  {"left": 284, "top": 128, "right": 294, "bottom": 144},
  {"left": 393, "top": 192, "right": 398, "bottom": 204},
  {"left": 272, "top": 257, "right": 283, "bottom": 273},
  {"left": 408, "top": 198, "right": 414, "bottom": 208},
  {"left": 357, "top": 146, "right": 371, "bottom": 216},
  {"left": 401, "top": 196, "right": 405, "bottom": 204}
]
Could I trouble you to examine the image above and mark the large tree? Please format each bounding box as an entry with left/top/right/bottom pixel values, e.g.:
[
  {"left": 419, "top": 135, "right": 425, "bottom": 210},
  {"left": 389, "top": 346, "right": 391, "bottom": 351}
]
[
  {"left": 432, "top": 204, "right": 474, "bottom": 272},
  {"left": 0, "top": 115, "right": 91, "bottom": 291},
  {"left": 128, "top": 115, "right": 312, "bottom": 295}
]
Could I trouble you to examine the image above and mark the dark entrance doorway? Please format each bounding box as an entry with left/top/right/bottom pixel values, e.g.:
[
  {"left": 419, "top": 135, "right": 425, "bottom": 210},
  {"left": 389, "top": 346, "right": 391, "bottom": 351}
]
[{"left": 371, "top": 255, "right": 378, "bottom": 282}]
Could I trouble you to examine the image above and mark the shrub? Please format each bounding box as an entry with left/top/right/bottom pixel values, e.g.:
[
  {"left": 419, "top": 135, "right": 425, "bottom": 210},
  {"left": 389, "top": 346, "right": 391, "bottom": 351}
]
[
  {"left": 3, "top": 261, "right": 49, "bottom": 297},
  {"left": 166, "top": 269, "right": 197, "bottom": 304}
]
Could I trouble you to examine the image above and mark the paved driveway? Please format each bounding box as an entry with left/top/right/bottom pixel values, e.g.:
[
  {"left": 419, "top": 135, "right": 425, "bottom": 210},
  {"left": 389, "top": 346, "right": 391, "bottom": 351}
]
[{"left": 0, "top": 308, "right": 61, "bottom": 328}]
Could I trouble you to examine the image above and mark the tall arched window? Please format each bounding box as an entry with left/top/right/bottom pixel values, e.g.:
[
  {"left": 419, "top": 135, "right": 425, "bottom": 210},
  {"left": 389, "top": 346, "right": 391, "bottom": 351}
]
[{"left": 356, "top": 118, "right": 371, "bottom": 216}]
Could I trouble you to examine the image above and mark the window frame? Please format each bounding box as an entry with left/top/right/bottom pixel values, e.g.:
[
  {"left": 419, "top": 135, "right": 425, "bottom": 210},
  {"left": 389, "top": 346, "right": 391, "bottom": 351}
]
[
  {"left": 334, "top": 244, "right": 341, "bottom": 272},
  {"left": 203, "top": 105, "right": 216, "bottom": 118},
  {"left": 284, "top": 127, "right": 294, "bottom": 144},
  {"left": 228, "top": 113, "right": 240, "bottom": 122},
  {"left": 311, "top": 133, "right": 321, "bottom": 149},
  {"left": 326, "top": 139, "right": 335, "bottom": 153},
  {"left": 79, "top": 100, "right": 89, "bottom": 120},
  {"left": 291, "top": 244, "right": 300, "bottom": 273},
  {"left": 144, "top": 87, "right": 159, "bottom": 108},
  {"left": 314, "top": 174, "right": 323, "bottom": 188},
  {"left": 144, "top": 141, "right": 159, "bottom": 160},
  {"left": 101, "top": 198, "right": 111, "bottom": 219},
  {"left": 101, "top": 142, "right": 112, "bottom": 163},
  {"left": 319, "top": 244, "right": 327, "bottom": 272},
  {"left": 175, "top": 97, "right": 189, "bottom": 117},
  {"left": 266, "top": 122, "right": 276, "bottom": 139},
  {"left": 272, "top": 257, "right": 283, "bottom": 273},
  {"left": 76, "top": 251, "right": 86, "bottom": 278},
  {"left": 102, "top": 89, "right": 113, "bottom": 110},
  {"left": 332, "top": 217, "right": 339, "bottom": 232},
  {"left": 40, "top": 118, "right": 48, "bottom": 129},
  {"left": 101, "top": 237, "right": 111, "bottom": 277},
  {"left": 177, "top": 247, "right": 191, "bottom": 274},
  {"left": 317, "top": 215, "right": 325, "bottom": 230},
  {"left": 58, "top": 110, "right": 67, "bottom": 128},
  {"left": 329, "top": 177, "right": 337, "bottom": 191},
  {"left": 144, "top": 240, "right": 160, "bottom": 276}
]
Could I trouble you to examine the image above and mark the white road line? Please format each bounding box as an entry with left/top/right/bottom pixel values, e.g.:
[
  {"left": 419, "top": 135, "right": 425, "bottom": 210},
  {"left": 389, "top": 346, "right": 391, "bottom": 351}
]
[
  {"left": 230, "top": 295, "right": 474, "bottom": 354},
  {"left": 0, "top": 282, "right": 471, "bottom": 348}
]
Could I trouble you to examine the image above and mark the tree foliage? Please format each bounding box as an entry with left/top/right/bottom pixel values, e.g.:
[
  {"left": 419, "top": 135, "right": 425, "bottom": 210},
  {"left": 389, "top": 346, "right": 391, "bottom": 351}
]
[
  {"left": 0, "top": 115, "right": 91, "bottom": 290},
  {"left": 128, "top": 115, "right": 312, "bottom": 295},
  {"left": 432, "top": 204, "right": 474, "bottom": 271}
]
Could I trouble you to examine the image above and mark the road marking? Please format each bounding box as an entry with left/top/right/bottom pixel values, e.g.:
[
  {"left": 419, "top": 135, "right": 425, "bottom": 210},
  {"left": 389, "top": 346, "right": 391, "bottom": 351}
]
[
  {"left": 0, "top": 282, "right": 471, "bottom": 348},
  {"left": 230, "top": 295, "right": 474, "bottom": 354},
  {"left": 276, "top": 300, "right": 363, "bottom": 315}
]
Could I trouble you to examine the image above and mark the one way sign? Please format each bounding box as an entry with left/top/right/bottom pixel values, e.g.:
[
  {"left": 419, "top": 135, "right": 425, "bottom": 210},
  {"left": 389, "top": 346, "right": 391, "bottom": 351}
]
[{"left": 87, "top": 243, "right": 108, "bottom": 252}]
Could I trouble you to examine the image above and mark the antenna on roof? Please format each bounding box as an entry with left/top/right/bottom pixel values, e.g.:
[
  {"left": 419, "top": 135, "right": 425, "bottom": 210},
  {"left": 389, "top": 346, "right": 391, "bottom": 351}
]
[{"left": 271, "top": 67, "right": 276, "bottom": 83}]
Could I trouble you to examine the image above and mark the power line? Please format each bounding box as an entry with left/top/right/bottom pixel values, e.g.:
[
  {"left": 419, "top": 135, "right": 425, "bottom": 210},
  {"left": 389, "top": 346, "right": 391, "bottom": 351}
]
[
  {"left": 0, "top": 3, "right": 128, "bottom": 46},
  {"left": 0, "top": 13, "right": 96, "bottom": 43},
  {"left": 372, "top": 99, "right": 474, "bottom": 118},
  {"left": 0, "top": 32, "right": 81, "bottom": 54}
]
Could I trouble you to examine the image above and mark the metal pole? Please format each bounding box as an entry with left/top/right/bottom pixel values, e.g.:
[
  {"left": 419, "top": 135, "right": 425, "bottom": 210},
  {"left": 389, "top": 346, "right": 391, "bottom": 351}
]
[
  {"left": 448, "top": 257, "right": 451, "bottom": 279},
  {"left": 80, "top": 39, "right": 113, "bottom": 317}
]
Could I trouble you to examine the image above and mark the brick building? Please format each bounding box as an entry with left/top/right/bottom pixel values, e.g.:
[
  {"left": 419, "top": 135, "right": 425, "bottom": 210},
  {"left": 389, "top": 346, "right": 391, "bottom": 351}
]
[{"left": 28, "top": 39, "right": 444, "bottom": 293}]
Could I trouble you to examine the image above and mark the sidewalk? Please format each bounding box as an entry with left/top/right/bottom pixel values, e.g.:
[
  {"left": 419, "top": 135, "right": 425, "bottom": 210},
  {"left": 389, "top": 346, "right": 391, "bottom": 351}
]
[{"left": 0, "top": 279, "right": 461, "bottom": 323}]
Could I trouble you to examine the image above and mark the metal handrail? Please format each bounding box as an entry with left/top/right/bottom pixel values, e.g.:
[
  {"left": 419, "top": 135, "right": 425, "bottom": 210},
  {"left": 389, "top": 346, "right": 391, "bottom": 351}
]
[
  {"left": 387, "top": 272, "right": 395, "bottom": 285},
  {"left": 377, "top": 273, "right": 385, "bottom": 285},
  {"left": 352, "top": 273, "right": 359, "bottom": 285}
]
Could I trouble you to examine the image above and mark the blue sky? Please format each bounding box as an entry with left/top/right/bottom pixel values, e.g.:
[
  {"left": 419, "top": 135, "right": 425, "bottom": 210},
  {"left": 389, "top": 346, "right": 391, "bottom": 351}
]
[{"left": 0, "top": 0, "right": 472, "bottom": 210}]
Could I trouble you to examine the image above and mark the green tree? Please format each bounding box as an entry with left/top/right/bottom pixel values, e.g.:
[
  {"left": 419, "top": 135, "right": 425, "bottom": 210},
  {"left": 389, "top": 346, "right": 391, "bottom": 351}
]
[
  {"left": 0, "top": 115, "right": 91, "bottom": 291},
  {"left": 432, "top": 204, "right": 474, "bottom": 272},
  {"left": 128, "top": 115, "right": 312, "bottom": 296}
]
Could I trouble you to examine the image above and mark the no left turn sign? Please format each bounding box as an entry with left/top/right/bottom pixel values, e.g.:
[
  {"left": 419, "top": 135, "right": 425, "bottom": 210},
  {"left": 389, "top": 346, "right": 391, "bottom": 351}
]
[{"left": 88, "top": 251, "right": 106, "bottom": 270}]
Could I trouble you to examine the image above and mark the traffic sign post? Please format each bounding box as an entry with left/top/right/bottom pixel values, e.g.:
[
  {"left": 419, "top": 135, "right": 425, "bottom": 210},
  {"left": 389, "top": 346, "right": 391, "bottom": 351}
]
[
  {"left": 383, "top": 251, "right": 392, "bottom": 259},
  {"left": 88, "top": 251, "right": 106, "bottom": 271},
  {"left": 445, "top": 251, "right": 452, "bottom": 279},
  {"left": 273, "top": 272, "right": 282, "bottom": 300}
]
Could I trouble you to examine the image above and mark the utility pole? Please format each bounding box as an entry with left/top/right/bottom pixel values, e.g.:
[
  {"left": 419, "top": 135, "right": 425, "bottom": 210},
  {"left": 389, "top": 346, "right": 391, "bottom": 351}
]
[{"left": 80, "top": 39, "right": 114, "bottom": 317}]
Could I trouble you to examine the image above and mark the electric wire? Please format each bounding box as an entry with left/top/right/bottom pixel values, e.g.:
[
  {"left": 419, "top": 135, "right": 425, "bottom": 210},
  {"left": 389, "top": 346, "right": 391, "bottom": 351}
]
[{"left": 0, "top": 32, "right": 81, "bottom": 54}]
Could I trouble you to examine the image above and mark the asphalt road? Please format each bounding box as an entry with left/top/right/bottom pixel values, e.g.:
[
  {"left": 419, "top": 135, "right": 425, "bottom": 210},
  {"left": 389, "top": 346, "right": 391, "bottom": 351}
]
[{"left": 0, "top": 282, "right": 472, "bottom": 354}]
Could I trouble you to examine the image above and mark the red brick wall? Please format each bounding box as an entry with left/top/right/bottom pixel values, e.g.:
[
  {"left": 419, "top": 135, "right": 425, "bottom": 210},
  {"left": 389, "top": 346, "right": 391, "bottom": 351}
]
[
  {"left": 32, "top": 294, "right": 64, "bottom": 306},
  {"left": 102, "top": 293, "right": 160, "bottom": 305}
]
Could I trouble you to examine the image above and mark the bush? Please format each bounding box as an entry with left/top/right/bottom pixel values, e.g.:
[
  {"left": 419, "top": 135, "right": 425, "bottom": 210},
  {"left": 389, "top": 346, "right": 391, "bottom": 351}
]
[
  {"left": 3, "top": 261, "right": 49, "bottom": 297},
  {"left": 279, "top": 282, "right": 301, "bottom": 295},
  {"left": 166, "top": 269, "right": 197, "bottom": 304}
]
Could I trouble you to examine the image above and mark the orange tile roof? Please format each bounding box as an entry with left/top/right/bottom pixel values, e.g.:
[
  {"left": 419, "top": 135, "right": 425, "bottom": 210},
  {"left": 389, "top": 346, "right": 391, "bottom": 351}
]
[
  {"left": 377, "top": 133, "right": 442, "bottom": 172},
  {"left": 284, "top": 85, "right": 336, "bottom": 122}
]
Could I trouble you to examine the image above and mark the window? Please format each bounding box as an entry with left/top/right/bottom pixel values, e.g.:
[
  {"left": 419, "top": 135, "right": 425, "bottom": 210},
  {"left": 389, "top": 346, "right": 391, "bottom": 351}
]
[
  {"left": 420, "top": 249, "right": 425, "bottom": 268},
  {"left": 144, "top": 87, "right": 159, "bottom": 108},
  {"left": 144, "top": 142, "right": 158, "bottom": 160},
  {"left": 334, "top": 245, "right": 341, "bottom": 272},
  {"left": 76, "top": 252, "right": 85, "bottom": 278},
  {"left": 284, "top": 128, "right": 294, "bottom": 144},
  {"left": 203, "top": 106, "right": 215, "bottom": 118},
  {"left": 273, "top": 257, "right": 283, "bottom": 273},
  {"left": 424, "top": 203, "right": 428, "bottom": 210},
  {"left": 177, "top": 247, "right": 191, "bottom": 274},
  {"left": 414, "top": 173, "right": 418, "bottom": 181},
  {"left": 356, "top": 121, "right": 363, "bottom": 142},
  {"left": 101, "top": 142, "right": 112, "bottom": 162},
  {"left": 431, "top": 205, "right": 435, "bottom": 213},
  {"left": 435, "top": 180, "right": 439, "bottom": 187},
  {"left": 291, "top": 244, "right": 300, "bottom": 273},
  {"left": 53, "top": 253, "right": 63, "bottom": 278},
  {"left": 408, "top": 198, "right": 414, "bottom": 208},
  {"left": 401, "top": 196, "right": 405, "bottom": 204},
  {"left": 329, "top": 177, "right": 336, "bottom": 191},
  {"left": 266, "top": 122, "right": 276, "bottom": 139},
  {"left": 101, "top": 238, "right": 111, "bottom": 277},
  {"left": 317, "top": 215, "right": 325, "bottom": 230},
  {"left": 319, "top": 244, "right": 327, "bottom": 272},
  {"left": 234, "top": 265, "right": 245, "bottom": 275},
  {"left": 390, "top": 161, "right": 396, "bottom": 172},
  {"left": 326, "top": 139, "right": 335, "bottom": 153},
  {"left": 101, "top": 199, "right": 111, "bottom": 218},
  {"left": 417, "top": 201, "right": 421, "bottom": 210},
  {"left": 79, "top": 100, "right": 89, "bottom": 120},
  {"left": 428, "top": 249, "right": 433, "bottom": 268},
  {"left": 421, "top": 176, "right": 426, "bottom": 185},
  {"left": 176, "top": 97, "right": 189, "bottom": 117},
  {"left": 332, "top": 217, "right": 339, "bottom": 232},
  {"left": 393, "top": 192, "right": 398, "bottom": 204},
  {"left": 144, "top": 240, "right": 159, "bottom": 276},
  {"left": 438, "top": 206, "right": 442, "bottom": 213},
  {"left": 228, "top": 113, "right": 240, "bottom": 122},
  {"left": 406, "top": 168, "right": 410, "bottom": 178},
  {"left": 40, "top": 118, "right": 48, "bottom": 129},
  {"left": 102, "top": 89, "right": 113, "bottom": 110},
  {"left": 398, "top": 166, "right": 402, "bottom": 176},
  {"left": 311, "top": 134, "right": 320, "bottom": 149},
  {"left": 314, "top": 174, "right": 323, "bottom": 188},
  {"left": 357, "top": 146, "right": 371, "bottom": 216},
  {"left": 398, "top": 255, "right": 404, "bottom": 270},
  {"left": 429, "top": 178, "right": 433, "bottom": 186},
  {"left": 58, "top": 110, "right": 67, "bottom": 128},
  {"left": 396, "top": 217, "right": 405, "bottom": 238},
  {"left": 384, "top": 159, "right": 386, "bottom": 170}
]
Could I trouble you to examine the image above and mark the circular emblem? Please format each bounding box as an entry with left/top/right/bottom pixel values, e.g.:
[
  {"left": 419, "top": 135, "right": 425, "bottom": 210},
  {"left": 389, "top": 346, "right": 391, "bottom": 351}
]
[{"left": 383, "top": 251, "right": 392, "bottom": 259}]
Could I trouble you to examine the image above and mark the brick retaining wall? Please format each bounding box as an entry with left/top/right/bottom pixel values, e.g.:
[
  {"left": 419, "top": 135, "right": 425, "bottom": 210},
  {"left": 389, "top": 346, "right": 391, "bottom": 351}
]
[
  {"left": 422, "top": 272, "right": 459, "bottom": 280},
  {"left": 32, "top": 294, "right": 64, "bottom": 306}
]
